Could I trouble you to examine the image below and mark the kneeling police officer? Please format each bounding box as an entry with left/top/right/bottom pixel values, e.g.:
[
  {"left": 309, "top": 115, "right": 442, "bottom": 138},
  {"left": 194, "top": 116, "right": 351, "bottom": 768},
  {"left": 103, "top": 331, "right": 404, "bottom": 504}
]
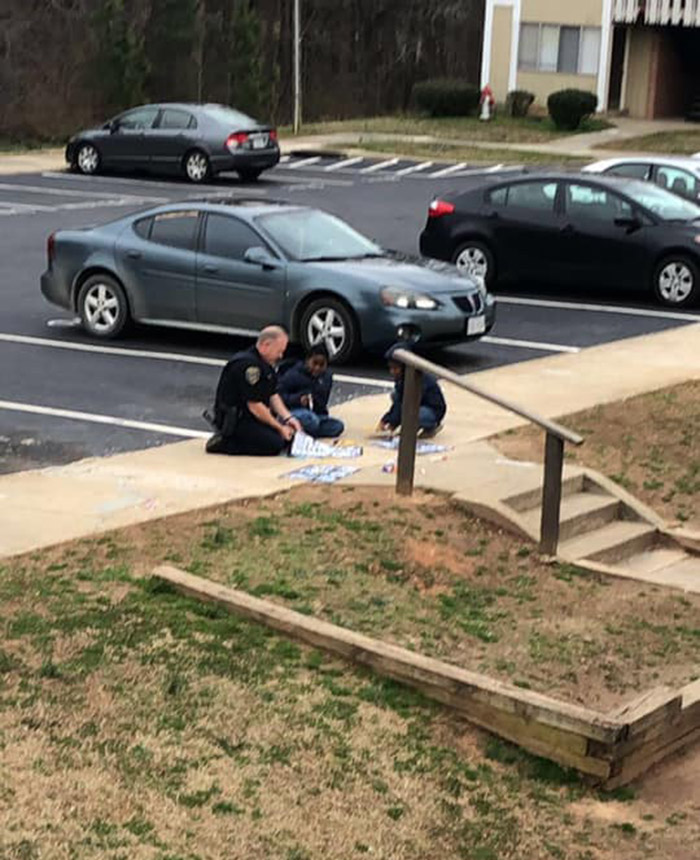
[{"left": 206, "top": 326, "right": 302, "bottom": 456}]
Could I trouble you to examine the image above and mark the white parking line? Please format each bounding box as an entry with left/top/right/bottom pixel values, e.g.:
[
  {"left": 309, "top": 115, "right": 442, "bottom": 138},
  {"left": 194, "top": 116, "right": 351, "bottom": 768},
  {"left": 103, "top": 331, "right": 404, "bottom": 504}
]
[
  {"left": 487, "top": 163, "right": 505, "bottom": 172},
  {"left": 0, "top": 197, "right": 164, "bottom": 216},
  {"left": 361, "top": 158, "right": 399, "bottom": 174},
  {"left": 0, "top": 181, "right": 166, "bottom": 201},
  {"left": 429, "top": 162, "right": 468, "bottom": 179},
  {"left": 395, "top": 161, "right": 434, "bottom": 177},
  {"left": 497, "top": 295, "right": 700, "bottom": 322},
  {"left": 0, "top": 398, "right": 209, "bottom": 439},
  {"left": 0, "top": 332, "right": 394, "bottom": 388},
  {"left": 481, "top": 335, "right": 580, "bottom": 353},
  {"left": 41, "top": 171, "right": 227, "bottom": 194},
  {"left": 0, "top": 200, "right": 55, "bottom": 212},
  {"left": 284, "top": 156, "right": 323, "bottom": 170},
  {"left": 324, "top": 157, "right": 364, "bottom": 172}
]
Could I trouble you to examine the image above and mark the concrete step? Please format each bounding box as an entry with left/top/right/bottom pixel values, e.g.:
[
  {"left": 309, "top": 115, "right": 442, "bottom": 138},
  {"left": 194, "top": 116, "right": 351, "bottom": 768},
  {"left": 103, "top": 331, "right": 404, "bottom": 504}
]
[
  {"left": 560, "top": 520, "right": 657, "bottom": 565},
  {"left": 623, "top": 546, "right": 689, "bottom": 575},
  {"left": 653, "top": 556, "right": 700, "bottom": 588},
  {"left": 504, "top": 473, "right": 584, "bottom": 514},
  {"left": 521, "top": 491, "right": 620, "bottom": 542}
]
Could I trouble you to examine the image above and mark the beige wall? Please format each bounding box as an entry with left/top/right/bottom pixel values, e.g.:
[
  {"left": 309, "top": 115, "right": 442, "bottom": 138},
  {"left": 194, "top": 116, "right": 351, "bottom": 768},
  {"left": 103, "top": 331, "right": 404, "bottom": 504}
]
[
  {"left": 624, "top": 28, "right": 654, "bottom": 118},
  {"left": 522, "top": 0, "right": 603, "bottom": 27},
  {"left": 490, "top": 5, "right": 513, "bottom": 102},
  {"left": 517, "top": 71, "right": 597, "bottom": 106}
]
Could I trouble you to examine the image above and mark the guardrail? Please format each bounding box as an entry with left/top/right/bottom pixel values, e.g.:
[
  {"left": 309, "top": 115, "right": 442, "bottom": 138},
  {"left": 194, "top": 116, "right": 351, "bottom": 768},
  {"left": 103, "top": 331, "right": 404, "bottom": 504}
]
[
  {"left": 613, "top": 0, "right": 700, "bottom": 26},
  {"left": 391, "top": 348, "right": 584, "bottom": 556}
]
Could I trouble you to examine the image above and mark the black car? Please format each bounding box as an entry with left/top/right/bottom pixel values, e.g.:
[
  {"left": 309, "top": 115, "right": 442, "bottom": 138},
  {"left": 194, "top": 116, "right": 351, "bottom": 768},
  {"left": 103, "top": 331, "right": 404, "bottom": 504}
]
[
  {"left": 419, "top": 172, "right": 700, "bottom": 307},
  {"left": 66, "top": 103, "right": 280, "bottom": 183}
]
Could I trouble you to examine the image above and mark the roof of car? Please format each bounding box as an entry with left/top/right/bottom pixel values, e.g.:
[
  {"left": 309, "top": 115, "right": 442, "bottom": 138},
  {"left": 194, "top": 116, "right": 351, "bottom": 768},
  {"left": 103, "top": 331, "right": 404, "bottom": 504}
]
[
  {"left": 151, "top": 197, "right": 307, "bottom": 216},
  {"left": 586, "top": 155, "right": 700, "bottom": 172}
]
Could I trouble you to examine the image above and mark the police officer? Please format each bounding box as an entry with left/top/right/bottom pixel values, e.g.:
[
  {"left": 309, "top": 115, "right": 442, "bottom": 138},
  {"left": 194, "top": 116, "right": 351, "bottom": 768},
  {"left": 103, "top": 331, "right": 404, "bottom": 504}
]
[{"left": 206, "top": 326, "right": 302, "bottom": 456}]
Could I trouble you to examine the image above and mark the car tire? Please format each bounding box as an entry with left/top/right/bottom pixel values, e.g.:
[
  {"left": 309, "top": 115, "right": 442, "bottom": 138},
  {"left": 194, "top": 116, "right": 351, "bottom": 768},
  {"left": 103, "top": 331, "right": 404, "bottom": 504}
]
[
  {"left": 653, "top": 255, "right": 699, "bottom": 307},
  {"left": 237, "top": 168, "right": 263, "bottom": 183},
  {"left": 452, "top": 240, "right": 495, "bottom": 287},
  {"left": 299, "top": 297, "right": 358, "bottom": 364},
  {"left": 75, "top": 143, "right": 101, "bottom": 176},
  {"left": 77, "top": 274, "right": 130, "bottom": 339},
  {"left": 183, "top": 149, "right": 211, "bottom": 183}
]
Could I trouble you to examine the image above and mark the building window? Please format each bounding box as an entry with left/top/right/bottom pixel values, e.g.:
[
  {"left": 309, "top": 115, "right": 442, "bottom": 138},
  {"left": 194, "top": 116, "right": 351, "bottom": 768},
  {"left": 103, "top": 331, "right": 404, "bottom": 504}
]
[{"left": 519, "top": 24, "right": 601, "bottom": 75}]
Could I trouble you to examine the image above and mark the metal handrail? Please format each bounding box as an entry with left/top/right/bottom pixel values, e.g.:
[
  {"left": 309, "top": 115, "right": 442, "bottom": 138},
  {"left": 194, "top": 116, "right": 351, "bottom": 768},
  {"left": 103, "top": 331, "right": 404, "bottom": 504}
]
[{"left": 391, "top": 348, "right": 584, "bottom": 556}]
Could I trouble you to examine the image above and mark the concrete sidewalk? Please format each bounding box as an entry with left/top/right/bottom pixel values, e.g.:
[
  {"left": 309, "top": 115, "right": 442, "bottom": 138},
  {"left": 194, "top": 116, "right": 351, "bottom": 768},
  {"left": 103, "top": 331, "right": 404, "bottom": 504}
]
[{"left": 1, "top": 323, "right": 699, "bottom": 559}]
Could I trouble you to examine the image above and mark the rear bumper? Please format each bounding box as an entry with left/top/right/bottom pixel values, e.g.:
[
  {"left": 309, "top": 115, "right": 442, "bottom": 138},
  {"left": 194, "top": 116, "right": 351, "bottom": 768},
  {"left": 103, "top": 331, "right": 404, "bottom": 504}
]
[
  {"left": 210, "top": 147, "right": 280, "bottom": 174},
  {"left": 41, "top": 270, "right": 72, "bottom": 310}
]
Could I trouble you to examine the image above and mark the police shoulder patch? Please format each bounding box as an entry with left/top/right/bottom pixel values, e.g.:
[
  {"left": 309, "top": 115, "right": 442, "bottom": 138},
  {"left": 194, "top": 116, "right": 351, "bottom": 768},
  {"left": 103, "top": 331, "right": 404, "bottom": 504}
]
[{"left": 245, "top": 365, "right": 261, "bottom": 385}]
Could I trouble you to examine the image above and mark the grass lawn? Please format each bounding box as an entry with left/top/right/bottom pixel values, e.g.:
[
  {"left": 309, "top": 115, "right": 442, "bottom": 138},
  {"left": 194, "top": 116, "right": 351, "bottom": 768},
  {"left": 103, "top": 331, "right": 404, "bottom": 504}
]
[
  {"left": 348, "top": 139, "right": 589, "bottom": 166},
  {"left": 281, "top": 114, "right": 613, "bottom": 144},
  {"left": 595, "top": 130, "right": 700, "bottom": 155},
  {"left": 1, "top": 485, "right": 699, "bottom": 858},
  {"left": 495, "top": 381, "right": 700, "bottom": 530}
]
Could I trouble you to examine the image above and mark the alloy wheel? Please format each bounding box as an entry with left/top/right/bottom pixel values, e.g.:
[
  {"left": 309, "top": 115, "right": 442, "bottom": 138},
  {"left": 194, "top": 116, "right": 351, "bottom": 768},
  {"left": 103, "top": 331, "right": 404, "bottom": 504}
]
[
  {"left": 185, "top": 152, "right": 209, "bottom": 182},
  {"left": 77, "top": 144, "right": 99, "bottom": 175},
  {"left": 306, "top": 308, "right": 346, "bottom": 359},
  {"left": 83, "top": 282, "right": 120, "bottom": 334},
  {"left": 455, "top": 246, "right": 489, "bottom": 281},
  {"left": 657, "top": 261, "right": 694, "bottom": 304}
]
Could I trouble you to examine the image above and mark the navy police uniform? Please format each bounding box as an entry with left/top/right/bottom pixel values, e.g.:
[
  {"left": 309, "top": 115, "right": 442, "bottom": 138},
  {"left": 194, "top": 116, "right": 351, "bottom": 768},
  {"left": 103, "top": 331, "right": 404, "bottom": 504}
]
[{"left": 206, "top": 347, "right": 287, "bottom": 456}]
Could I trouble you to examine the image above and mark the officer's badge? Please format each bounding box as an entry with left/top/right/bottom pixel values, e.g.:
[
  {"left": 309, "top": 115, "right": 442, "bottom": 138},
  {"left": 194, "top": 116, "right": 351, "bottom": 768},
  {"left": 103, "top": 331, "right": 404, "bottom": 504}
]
[{"left": 245, "top": 366, "right": 261, "bottom": 385}]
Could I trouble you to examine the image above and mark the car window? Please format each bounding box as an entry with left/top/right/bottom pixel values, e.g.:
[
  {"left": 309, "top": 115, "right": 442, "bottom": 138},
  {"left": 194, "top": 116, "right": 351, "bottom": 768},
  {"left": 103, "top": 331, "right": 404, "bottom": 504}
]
[
  {"left": 605, "top": 163, "right": 650, "bottom": 180},
  {"left": 117, "top": 107, "right": 159, "bottom": 130},
  {"left": 204, "top": 106, "right": 258, "bottom": 128},
  {"left": 149, "top": 211, "right": 199, "bottom": 250},
  {"left": 566, "top": 183, "right": 632, "bottom": 220},
  {"left": 133, "top": 217, "right": 152, "bottom": 239},
  {"left": 159, "top": 109, "right": 196, "bottom": 130},
  {"left": 623, "top": 180, "right": 700, "bottom": 221},
  {"left": 256, "top": 209, "right": 381, "bottom": 261},
  {"left": 203, "top": 214, "right": 265, "bottom": 260},
  {"left": 505, "top": 181, "right": 558, "bottom": 212},
  {"left": 566, "top": 183, "right": 632, "bottom": 221},
  {"left": 487, "top": 186, "right": 508, "bottom": 206},
  {"left": 655, "top": 166, "right": 699, "bottom": 199}
]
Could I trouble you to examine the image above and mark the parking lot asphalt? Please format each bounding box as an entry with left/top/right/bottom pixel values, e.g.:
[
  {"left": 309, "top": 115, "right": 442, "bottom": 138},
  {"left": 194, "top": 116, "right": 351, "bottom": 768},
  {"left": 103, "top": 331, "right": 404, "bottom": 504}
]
[{"left": 1, "top": 154, "right": 699, "bottom": 473}]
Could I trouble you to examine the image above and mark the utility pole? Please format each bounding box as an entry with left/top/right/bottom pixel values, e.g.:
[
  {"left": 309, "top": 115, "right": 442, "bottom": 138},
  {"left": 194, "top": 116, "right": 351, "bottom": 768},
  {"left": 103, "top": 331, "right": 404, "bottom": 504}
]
[{"left": 293, "top": 0, "right": 301, "bottom": 134}]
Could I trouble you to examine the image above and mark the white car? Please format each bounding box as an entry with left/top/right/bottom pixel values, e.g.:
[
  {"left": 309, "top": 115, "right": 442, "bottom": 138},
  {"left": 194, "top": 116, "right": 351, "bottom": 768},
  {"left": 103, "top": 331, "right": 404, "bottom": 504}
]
[{"left": 583, "top": 156, "right": 700, "bottom": 203}]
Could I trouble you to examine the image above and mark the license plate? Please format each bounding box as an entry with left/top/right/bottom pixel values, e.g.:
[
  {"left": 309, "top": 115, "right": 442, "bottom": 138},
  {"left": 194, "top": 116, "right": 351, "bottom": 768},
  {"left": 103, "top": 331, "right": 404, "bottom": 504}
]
[
  {"left": 251, "top": 134, "right": 268, "bottom": 149},
  {"left": 467, "top": 315, "right": 486, "bottom": 336}
]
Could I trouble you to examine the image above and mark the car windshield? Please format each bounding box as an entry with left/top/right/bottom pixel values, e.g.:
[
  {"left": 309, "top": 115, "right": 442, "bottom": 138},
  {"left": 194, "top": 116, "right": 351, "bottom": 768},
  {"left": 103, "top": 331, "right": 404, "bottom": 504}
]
[
  {"left": 205, "top": 106, "right": 258, "bottom": 128},
  {"left": 256, "top": 209, "right": 383, "bottom": 261},
  {"left": 624, "top": 180, "right": 700, "bottom": 221}
]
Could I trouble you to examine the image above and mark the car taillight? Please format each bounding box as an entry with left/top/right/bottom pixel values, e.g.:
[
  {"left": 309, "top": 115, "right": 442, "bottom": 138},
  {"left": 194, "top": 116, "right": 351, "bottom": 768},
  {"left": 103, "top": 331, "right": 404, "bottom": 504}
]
[
  {"left": 269, "top": 128, "right": 278, "bottom": 141},
  {"left": 47, "top": 232, "right": 56, "bottom": 265},
  {"left": 428, "top": 199, "right": 456, "bottom": 219},
  {"left": 226, "top": 132, "right": 249, "bottom": 152}
]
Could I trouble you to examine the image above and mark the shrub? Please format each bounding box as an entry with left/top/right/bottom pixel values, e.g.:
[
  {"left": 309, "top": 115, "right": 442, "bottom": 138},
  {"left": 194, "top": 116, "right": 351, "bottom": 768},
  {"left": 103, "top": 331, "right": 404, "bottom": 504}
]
[
  {"left": 547, "top": 89, "right": 598, "bottom": 130},
  {"left": 411, "top": 78, "right": 480, "bottom": 117},
  {"left": 505, "top": 90, "right": 535, "bottom": 118}
]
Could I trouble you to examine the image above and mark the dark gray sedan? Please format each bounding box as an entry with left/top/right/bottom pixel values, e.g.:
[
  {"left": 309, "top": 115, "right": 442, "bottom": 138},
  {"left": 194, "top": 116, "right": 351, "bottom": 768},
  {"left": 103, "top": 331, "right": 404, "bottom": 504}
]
[
  {"left": 66, "top": 103, "right": 280, "bottom": 183},
  {"left": 40, "top": 199, "right": 495, "bottom": 363}
]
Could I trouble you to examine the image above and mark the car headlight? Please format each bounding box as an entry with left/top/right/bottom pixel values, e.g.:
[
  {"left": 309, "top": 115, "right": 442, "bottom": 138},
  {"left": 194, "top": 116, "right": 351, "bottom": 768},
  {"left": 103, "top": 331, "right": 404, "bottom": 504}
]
[{"left": 380, "top": 287, "right": 440, "bottom": 310}]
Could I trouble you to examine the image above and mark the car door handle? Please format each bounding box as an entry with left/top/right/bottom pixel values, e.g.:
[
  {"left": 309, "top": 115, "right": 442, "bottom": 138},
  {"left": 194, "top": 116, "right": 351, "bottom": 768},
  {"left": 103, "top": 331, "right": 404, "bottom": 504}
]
[
  {"left": 126, "top": 250, "right": 141, "bottom": 259},
  {"left": 203, "top": 264, "right": 219, "bottom": 273}
]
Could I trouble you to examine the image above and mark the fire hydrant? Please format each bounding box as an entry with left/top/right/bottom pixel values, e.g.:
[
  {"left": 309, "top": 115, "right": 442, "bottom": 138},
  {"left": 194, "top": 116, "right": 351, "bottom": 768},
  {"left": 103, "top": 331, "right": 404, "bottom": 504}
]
[{"left": 479, "top": 85, "right": 495, "bottom": 122}]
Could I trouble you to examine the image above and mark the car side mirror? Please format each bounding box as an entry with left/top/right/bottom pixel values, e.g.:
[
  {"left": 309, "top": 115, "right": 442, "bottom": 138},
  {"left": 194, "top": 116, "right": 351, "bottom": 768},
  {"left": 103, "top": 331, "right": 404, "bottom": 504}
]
[
  {"left": 244, "top": 246, "right": 280, "bottom": 269},
  {"left": 614, "top": 215, "right": 641, "bottom": 232},
  {"left": 103, "top": 120, "right": 118, "bottom": 134}
]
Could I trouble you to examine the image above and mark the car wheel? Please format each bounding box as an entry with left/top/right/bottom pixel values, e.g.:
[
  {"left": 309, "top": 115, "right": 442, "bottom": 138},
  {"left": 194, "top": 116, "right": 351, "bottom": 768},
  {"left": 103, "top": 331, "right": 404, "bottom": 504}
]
[
  {"left": 299, "top": 297, "right": 358, "bottom": 364},
  {"left": 77, "top": 274, "right": 130, "bottom": 339},
  {"left": 653, "top": 256, "right": 698, "bottom": 307},
  {"left": 452, "top": 240, "right": 495, "bottom": 287},
  {"left": 75, "top": 143, "right": 101, "bottom": 176},
  {"left": 237, "top": 168, "right": 263, "bottom": 182},
  {"left": 183, "top": 149, "right": 211, "bottom": 183}
]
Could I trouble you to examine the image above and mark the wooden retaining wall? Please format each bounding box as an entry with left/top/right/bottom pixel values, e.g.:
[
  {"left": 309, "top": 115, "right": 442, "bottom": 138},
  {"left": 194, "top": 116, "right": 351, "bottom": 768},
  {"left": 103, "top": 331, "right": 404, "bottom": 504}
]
[{"left": 154, "top": 565, "right": 700, "bottom": 787}]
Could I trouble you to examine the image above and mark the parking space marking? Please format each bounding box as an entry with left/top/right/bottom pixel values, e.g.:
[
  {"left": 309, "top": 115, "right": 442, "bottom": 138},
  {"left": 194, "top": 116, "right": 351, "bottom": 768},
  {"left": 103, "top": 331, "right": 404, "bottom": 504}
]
[
  {"left": 284, "top": 156, "right": 323, "bottom": 170},
  {"left": 498, "top": 296, "right": 700, "bottom": 322},
  {"left": 360, "top": 158, "right": 400, "bottom": 174},
  {"left": 324, "top": 156, "right": 364, "bottom": 172},
  {"left": 429, "top": 162, "right": 468, "bottom": 179},
  {"left": 481, "top": 335, "right": 580, "bottom": 353},
  {"left": 394, "top": 161, "right": 434, "bottom": 177},
  {"left": 0, "top": 181, "right": 166, "bottom": 201},
  {"left": 0, "top": 398, "right": 210, "bottom": 439},
  {"left": 0, "top": 332, "right": 394, "bottom": 388},
  {"left": 0, "top": 200, "right": 55, "bottom": 212}
]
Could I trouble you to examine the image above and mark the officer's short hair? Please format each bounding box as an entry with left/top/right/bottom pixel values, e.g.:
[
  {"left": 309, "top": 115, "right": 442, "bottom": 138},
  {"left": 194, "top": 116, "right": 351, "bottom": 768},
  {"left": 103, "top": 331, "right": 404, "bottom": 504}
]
[
  {"left": 257, "top": 325, "right": 288, "bottom": 347},
  {"left": 307, "top": 343, "right": 329, "bottom": 361}
]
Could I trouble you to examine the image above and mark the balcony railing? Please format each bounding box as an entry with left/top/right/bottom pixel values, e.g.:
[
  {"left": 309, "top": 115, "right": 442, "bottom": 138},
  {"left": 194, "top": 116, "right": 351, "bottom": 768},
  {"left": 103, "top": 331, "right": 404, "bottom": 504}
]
[{"left": 613, "top": 0, "right": 700, "bottom": 25}]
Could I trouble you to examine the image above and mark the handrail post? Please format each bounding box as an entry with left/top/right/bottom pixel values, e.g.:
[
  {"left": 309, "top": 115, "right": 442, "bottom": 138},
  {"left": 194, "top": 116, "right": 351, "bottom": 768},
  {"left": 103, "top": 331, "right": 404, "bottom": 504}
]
[
  {"left": 539, "top": 431, "right": 565, "bottom": 556},
  {"left": 396, "top": 366, "right": 423, "bottom": 496}
]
